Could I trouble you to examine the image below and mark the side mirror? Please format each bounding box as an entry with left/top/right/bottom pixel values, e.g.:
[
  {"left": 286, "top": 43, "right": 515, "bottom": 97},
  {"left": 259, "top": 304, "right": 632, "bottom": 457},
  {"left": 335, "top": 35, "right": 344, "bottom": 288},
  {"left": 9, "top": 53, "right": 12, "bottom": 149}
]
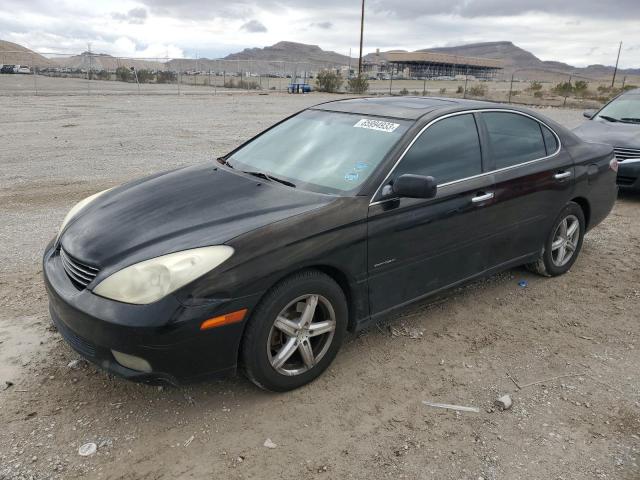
[
  {"left": 392, "top": 174, "right": 437, "bottom": 199},
  {"left": 583, "top": 109, "right": 596, "bottom": 119}
]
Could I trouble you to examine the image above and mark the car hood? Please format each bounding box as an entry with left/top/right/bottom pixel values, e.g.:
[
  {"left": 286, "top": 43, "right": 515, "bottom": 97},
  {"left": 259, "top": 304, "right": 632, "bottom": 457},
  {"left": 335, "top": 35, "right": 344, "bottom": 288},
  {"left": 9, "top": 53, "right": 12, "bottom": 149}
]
[
  {"left": 573, "top": 119, "right": 640, "bottom": 149},
  {"left": 60, "top": 163, "right": 335, "bottom": 268}
]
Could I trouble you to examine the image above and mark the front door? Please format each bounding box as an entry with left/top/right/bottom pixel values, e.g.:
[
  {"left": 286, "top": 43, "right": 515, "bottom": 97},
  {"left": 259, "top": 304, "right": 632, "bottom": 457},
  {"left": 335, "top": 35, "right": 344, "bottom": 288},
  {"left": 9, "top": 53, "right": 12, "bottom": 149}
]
[{"left": 366, "top": 113, "right": 498, "bottom": 317}]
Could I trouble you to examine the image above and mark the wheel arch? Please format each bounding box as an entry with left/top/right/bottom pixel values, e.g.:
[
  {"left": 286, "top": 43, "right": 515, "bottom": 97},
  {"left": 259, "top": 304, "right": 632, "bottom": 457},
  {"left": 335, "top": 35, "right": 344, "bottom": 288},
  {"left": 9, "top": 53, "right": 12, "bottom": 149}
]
[{"left": 570, "top": 196, "right": 591, "bottom": 229}]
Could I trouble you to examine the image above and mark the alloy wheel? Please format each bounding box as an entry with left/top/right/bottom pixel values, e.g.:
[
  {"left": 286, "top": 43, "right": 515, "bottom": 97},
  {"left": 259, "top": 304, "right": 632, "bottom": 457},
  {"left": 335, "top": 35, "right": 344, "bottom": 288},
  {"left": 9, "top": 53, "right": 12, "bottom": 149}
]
[
  {"left": 267, "top": 294, "right": 337, "bottom": 376},
  {"left": 551, "top": 214, "right": 580, "bottom": 267}
]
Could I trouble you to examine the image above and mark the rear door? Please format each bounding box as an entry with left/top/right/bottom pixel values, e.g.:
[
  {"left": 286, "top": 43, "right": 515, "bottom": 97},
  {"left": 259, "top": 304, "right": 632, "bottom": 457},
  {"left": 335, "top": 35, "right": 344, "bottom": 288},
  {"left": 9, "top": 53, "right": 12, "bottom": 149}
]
[
  {"left": 366, "top": 113, "right": 498, "bottom": 316},
  {"left": 477, "top": 110, "right": 575, "bottom": 267}
]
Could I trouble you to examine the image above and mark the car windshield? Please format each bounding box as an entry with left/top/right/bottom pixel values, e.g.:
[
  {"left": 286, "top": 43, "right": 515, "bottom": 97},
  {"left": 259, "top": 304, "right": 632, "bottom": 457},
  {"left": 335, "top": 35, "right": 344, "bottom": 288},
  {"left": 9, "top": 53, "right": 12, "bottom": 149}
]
[
  {"left": 596, "top": 94, "right": 640, "bottom": 124},
  {"left": 226, "top": 110, "right": 411, "bottom": 194}
]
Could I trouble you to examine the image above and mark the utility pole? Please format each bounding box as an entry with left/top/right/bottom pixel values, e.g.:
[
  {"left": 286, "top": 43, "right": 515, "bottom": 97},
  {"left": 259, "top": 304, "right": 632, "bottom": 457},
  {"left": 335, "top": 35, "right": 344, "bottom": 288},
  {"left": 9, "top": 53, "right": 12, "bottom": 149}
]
[
  {"left": 358, "top": 0, "right": 365, "bottom": 77},
  {"left": 611, "top": 41, "right": 622, "bottom": 88}
]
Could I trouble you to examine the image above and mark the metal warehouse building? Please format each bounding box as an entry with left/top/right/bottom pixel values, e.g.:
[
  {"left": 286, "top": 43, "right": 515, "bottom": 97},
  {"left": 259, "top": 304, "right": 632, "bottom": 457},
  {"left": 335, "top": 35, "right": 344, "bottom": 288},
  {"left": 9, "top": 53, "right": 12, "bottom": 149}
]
[{"left": 385, "top": 51, "right": 503, "bottom": 79}]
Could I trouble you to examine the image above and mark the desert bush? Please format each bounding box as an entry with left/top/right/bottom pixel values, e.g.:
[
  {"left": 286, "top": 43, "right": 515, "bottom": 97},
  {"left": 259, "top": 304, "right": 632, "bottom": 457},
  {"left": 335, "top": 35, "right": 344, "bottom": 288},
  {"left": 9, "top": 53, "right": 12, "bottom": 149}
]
[
  {"left": 347, "top": 75, "right": 369, "bottom": 94},
  {"left": 224, "top": 79, "right": 260, "bottom": 90},
  {"left": 135, "top": 69, "right": 155, "bottom": 83},
  {"left": 412, "top": 90, "right": 421, "bottom": 96},
  {"left": 623, "top": 84, "right": 638, "bottom": 91},
  {"left": 316, "top": 70, "right": 343, "bottom": 93},
  {"left": 399, "top": 88, "right": 409, "bottom": 96},
  {"left": 553, "top": 81, "right": 574, "bottom": 96},
  {"left": 527, "top": 80, "right": 543, "bottom": 93},
  {"left": 156, "top": 71, "right": 177, "bottom": 83},
  {"left": 534, "top": 91, "right": 543, "bottom": 98},
  {"left": 115, "top": 66, "right": 132, "bottom": 82},
  {"left": 95, "top": 70, "right": 110, "bottom": 81},
  {"left": 456, "top": 86, "right": 464, "bottom": 94},
  {"left": 468, "top": 84, "right": 488, "bottom": 97},
  {"left": 439, "top": 87, "right": 446, "bottom": 94}
]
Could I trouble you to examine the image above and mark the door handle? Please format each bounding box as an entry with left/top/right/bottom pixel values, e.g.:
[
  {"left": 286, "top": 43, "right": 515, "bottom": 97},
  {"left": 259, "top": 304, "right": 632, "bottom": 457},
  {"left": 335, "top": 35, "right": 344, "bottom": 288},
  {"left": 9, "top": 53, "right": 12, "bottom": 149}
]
[
  {"left": 471, "top": 192, "right": 494, "bottom": 203},
  {"left": 554, "top": 171, "right": 571, "bottom": 180}
]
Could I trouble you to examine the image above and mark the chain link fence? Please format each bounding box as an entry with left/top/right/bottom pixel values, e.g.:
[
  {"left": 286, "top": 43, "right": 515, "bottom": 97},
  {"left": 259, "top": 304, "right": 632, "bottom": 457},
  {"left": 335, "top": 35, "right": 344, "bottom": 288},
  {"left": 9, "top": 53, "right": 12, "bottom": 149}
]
[{"left": 1, "top": 50, "right": 637, "bottom": 108}]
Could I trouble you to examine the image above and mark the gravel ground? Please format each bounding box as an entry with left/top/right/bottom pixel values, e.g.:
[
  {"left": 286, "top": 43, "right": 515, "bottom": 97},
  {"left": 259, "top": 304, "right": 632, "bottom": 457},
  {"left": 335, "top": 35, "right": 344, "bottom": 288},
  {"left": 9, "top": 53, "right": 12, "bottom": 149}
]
[{"left": 1, "top": 92, "right": 639, "bottom": 480}]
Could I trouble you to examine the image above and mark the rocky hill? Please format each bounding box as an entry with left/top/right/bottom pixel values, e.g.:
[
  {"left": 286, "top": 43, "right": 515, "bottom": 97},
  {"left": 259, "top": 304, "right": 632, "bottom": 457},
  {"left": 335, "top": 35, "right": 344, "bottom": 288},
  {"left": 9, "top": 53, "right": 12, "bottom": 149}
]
[
  {"left": 224, "top": 41, "right": 350, "bottom": 66},
  {"left": 55, "top": 52, "right": 163, "bottom": 71},
  {"left": 0, "top": 40, "right": 55, "bottom": 67}
]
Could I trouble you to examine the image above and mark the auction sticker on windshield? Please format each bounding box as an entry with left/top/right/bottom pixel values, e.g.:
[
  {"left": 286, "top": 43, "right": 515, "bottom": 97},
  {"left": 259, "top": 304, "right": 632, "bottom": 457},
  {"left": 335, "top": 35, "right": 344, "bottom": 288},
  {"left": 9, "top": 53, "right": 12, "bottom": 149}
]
[{"left": 353, "top": 119, "right": 400, "bottom": 133}]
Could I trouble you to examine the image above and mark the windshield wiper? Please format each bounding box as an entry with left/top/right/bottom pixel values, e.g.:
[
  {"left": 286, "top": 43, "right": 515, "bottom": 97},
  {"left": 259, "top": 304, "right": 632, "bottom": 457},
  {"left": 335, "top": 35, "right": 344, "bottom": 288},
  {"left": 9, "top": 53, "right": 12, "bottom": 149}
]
[
  {"left": 598, "top": 115, "right": 619, "bottom": 123},
  {"left": 217, "top": 157, "right": 234, "bottom": 168},
  {"left": 242, "top": 171, "right": 296, "bottom": 188},
  {"left": 620, "top": 118, "right": 640, "bottom": 124}
]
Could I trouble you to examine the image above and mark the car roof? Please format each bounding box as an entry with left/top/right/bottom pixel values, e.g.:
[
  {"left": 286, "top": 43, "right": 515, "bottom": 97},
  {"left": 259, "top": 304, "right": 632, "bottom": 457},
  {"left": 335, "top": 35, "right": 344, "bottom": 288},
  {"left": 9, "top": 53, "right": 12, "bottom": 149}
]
[
  {"left": 309, "top": 96, "right": 497, "bottom": 120},
  {"left": 622, "top": 87, "right": 640, "bottom": 96}
]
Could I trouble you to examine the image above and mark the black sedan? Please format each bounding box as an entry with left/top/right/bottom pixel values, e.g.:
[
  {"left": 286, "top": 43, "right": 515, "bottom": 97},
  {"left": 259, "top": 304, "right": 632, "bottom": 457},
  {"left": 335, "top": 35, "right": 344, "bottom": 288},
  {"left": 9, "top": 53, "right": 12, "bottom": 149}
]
[
  {"left": 44, "top": 97, "right": 617, "bottom": 391},
  {"left": 574, "top": 87, "right": 640, "bottom": 190}
]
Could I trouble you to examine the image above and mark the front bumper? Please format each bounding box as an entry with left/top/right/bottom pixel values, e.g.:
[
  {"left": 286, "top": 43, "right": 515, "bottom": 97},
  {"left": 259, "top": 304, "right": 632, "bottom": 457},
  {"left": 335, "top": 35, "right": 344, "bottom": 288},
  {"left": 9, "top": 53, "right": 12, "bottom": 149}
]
[
  {"left": 617, "top": 160, "right": 640, "bottom": 190},
  {"left": 43, "top": 244, "right": 260, "bottom": 385}
]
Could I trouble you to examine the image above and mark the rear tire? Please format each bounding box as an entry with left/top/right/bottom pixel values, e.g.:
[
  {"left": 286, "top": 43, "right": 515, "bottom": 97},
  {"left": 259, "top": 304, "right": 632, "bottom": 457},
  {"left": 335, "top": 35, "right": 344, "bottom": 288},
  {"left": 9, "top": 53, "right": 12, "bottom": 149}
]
[
  {"left": 240, "top": 270, "right": 348, "bottom": 392},
  {"left": 526, "top": 202, "right": 585, "bottom": 277}
]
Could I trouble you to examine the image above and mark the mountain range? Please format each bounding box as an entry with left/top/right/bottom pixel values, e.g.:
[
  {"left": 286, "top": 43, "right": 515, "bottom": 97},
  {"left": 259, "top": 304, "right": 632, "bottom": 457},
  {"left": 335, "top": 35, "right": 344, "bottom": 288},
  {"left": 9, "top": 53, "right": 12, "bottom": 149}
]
[{"left": 2, "top": 39, "right": 638, "bottom": 80}]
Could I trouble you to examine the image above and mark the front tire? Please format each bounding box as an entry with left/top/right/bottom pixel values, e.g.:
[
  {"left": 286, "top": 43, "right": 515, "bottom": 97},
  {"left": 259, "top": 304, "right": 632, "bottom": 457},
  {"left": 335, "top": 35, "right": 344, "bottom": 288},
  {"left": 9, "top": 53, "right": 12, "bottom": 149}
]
[
  {"left": 240, "top": 270, "right": 348, "bottom": 392},
  {"left": 527, "top": 202, "right": 585, "bottom": 277}
]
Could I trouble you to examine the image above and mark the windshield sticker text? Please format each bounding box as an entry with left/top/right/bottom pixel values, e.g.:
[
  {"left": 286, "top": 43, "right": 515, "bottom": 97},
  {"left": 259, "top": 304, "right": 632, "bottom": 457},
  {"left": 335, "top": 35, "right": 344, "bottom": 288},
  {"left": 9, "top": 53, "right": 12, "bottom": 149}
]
[
  {"left": 344, "top": 172, "right": 359, "bottom": 182},
  {"left": 353, "top": 119, "right": 400, "bottom": 133}
]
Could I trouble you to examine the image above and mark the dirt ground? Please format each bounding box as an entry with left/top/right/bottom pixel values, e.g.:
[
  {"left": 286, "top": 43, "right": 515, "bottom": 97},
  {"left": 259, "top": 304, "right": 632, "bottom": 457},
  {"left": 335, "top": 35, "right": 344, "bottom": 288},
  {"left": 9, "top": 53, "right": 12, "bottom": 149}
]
[{"left": 1, "top": 92, "right": 639, "bottom": 480}]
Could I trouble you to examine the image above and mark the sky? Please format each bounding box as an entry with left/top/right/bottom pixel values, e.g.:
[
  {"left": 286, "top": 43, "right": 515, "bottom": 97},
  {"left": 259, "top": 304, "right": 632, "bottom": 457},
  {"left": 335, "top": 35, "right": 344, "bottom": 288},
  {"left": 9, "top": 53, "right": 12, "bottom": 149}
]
[{"left": 0, "top": 0, "right": 639, "bottom": 68}]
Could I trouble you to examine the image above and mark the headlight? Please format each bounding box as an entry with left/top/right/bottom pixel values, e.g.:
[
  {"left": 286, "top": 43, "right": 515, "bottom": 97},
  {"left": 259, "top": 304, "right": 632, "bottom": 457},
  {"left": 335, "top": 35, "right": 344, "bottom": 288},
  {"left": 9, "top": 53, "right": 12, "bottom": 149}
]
[
  {"left": 93, "top": 246, "right": 234, "bottom": 304},
  {"left": 57, "top": 188, "right": 111, "bottom": 240}
]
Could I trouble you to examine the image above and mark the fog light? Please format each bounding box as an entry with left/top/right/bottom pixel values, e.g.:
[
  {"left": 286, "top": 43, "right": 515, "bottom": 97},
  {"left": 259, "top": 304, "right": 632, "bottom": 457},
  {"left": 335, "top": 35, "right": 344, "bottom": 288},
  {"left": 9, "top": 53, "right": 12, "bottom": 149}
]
[{"left": 111, "top": 350, "right": 152, "bottom": 373}]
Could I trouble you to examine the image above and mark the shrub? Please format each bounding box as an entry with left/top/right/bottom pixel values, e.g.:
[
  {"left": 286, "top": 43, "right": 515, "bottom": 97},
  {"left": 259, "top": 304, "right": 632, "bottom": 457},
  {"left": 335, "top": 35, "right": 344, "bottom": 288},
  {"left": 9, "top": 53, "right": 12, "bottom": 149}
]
[
  {"left": 573, "top": 80, "right": 588, "bottom": 93},
  {"left": 115, "top": 66, "right": 132, "bottom": 82},
  {"left": 136, "top": 69, "right": 155, "bottom": 83},
  {"left": 527, "top": 80, "right": 543, "bottom": 93},
  {"left": 553, "top": 81, "right": 574, "bottom": 96},
  {"left": 316, "top": 70, "right": 343, "bottom": 93},
  {"left": 399, "top": 88, "right": 409, "bottom": 96},
  {"left": 156, "top": 71, "right": 177, "bottom": 83},
  {"left": 439, "top": 87, "right": 446, "bottom": 94},
  {"left": 224, "top": 79, "right": 260, "bottom": 90},
  {"left": 456, "top": 86, "right": 464, "bottom": 94},
  {"left": 347, "top": 75, "right": 369, "bottom": 94},
  {"left": 95, "top": 70, "right": 111, "bottom": 81},
  {"left": 534, "top": 91, "right": 543, "bottom": 98},
  {"left": 468, "top": 84, "right": 488, "bottom": 97},
  {"left": 412, "top": 90, "right": 421, "bottom": 96}
]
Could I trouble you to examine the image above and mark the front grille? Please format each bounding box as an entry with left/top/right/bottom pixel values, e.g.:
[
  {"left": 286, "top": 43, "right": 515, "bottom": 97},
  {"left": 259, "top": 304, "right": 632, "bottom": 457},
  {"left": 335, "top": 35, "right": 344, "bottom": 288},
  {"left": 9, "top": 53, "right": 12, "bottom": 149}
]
[
  {"left": 614, "top": 147, "right": 640, "bottom": 161},
  {"left": 617, "top": 175, "right": 637, "bottom": 186},
  {"left": 59, "top": 248, "right": 99, "bottom": 289}
]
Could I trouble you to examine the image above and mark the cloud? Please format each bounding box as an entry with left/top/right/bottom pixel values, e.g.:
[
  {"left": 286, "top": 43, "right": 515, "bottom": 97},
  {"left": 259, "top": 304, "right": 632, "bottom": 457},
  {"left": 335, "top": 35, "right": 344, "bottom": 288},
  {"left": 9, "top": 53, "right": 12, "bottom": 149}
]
[
  {"left": 240, "top": 19, "right": 267, "bottom": 33},
  {"left": 112, "top": 8, "right": 148, "bottom": 25},
  {"left": 310, "top": 21, "right": 333, "bottom": 29}
]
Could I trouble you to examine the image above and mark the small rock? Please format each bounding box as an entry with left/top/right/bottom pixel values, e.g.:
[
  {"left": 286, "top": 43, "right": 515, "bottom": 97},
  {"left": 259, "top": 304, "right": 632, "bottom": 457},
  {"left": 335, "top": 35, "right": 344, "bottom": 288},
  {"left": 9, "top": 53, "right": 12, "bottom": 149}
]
[
  {"left": 78, "top": 443, "right": 97, "bottom": 457},
  {"left": 263, "top": 438, "right": 277, "bottom": 449},
  {"left": 439, "top": 359, "right": 445, "bottom": 366},
  {"left": 236, "top": 456, "right": 244, "bottom": 463},
  {"left": 495, "top": 394, "right": 512, "bottom": 411},
  {"left": 67, "top": 359, "right": 83, "bottom": 369}
]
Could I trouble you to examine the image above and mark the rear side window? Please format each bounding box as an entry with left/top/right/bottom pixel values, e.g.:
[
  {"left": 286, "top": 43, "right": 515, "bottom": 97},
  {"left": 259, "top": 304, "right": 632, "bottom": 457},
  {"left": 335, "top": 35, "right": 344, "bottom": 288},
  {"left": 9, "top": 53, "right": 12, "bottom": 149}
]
[
  {"left": 483, "top": 112, "right": 547, "bottom": 169},
  {"left": 541, "top": 125, "right": 559, "bottom": 155},
  {"left": 394, "top": 114, "right": 482, "bottom": 185}
]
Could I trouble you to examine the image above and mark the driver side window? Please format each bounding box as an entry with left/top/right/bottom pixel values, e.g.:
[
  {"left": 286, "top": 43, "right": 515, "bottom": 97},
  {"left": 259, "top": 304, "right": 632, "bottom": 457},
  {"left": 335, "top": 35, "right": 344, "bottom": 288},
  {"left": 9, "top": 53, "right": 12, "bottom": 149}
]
[{"left": 394, "top": 114, "right": 482, "bottom": 185}]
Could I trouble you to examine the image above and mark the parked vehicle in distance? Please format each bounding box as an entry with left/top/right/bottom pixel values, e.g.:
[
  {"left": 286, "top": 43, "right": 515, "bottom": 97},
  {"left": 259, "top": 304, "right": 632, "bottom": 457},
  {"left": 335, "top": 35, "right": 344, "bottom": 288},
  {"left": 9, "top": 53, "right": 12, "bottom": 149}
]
[
  {"left": 16, "top": 66, "right": 31, "bottom": 74},
  {"left": 44, "top": 97, "right": 617, "bottom": 391},
  {"left": 1, "top": 64, "right": 16, "bottom": 74},
  {"left": 574, "top": 88, "right": 640, "bottom": 190}
]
